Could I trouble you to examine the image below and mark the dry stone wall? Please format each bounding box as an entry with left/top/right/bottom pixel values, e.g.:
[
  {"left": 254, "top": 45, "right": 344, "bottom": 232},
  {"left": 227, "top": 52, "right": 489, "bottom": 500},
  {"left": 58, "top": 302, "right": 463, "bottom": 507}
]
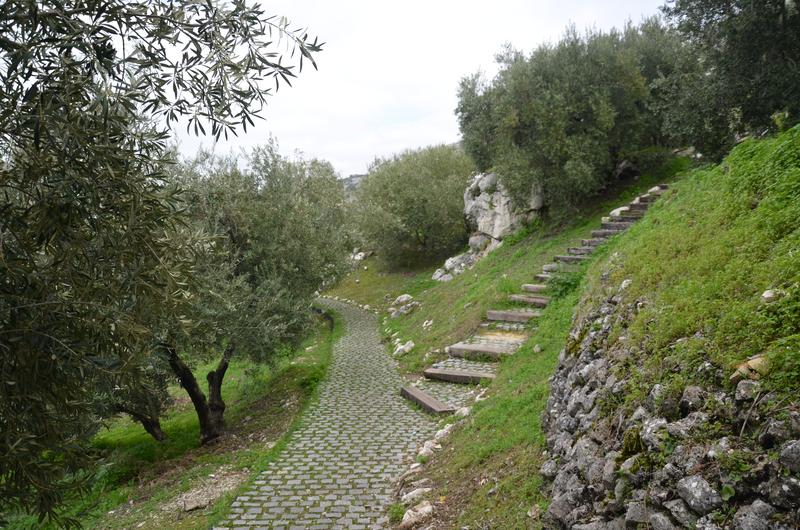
[{"left": 541, "top": 273, "right": 800, "bottom": 530}]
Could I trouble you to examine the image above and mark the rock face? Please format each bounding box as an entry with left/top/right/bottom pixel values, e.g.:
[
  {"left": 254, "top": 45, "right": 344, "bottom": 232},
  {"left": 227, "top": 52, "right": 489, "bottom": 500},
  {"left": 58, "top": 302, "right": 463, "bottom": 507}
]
[
  {"left": 541, "top": 274, "right": 800, "bottom": 529},
  {"left": 463, "top": 172, "right": 543, "bottom": 251},
  {"left": 432, "top": 172, "right": 543, "bottom": 282}
]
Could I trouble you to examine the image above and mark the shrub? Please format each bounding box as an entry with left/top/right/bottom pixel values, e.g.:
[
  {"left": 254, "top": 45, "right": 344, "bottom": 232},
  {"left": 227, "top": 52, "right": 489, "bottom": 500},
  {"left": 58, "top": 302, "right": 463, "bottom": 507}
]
[{"left": 355, "top": 145, "right": 475, "bottom": 266}]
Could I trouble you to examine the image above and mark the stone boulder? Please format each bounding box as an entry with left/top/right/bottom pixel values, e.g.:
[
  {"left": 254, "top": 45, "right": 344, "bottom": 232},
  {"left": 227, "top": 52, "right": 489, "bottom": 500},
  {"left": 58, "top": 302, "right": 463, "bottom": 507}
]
[{"left": 463, "top": 172, "right": 543, "bottom": 251}]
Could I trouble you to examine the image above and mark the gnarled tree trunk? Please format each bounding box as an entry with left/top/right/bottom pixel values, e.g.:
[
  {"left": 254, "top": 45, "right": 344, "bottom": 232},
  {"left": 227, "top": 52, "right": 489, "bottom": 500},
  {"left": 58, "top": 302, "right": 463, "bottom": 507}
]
[
  {"left": 115, "top": 405, "right": 166, "bottom": 442},
  {"left": 164, "top": 343, "right": 235, "bottom": 444}
]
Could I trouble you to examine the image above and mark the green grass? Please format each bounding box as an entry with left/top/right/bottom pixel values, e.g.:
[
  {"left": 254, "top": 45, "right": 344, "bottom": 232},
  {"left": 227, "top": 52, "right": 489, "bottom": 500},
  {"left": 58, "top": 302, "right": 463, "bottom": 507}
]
[
  {"left": 6, "top": 309, "right": 340, "bottom": 530},
  {"left": 580, "top": 125, "right": 800, "bottom": 417}
]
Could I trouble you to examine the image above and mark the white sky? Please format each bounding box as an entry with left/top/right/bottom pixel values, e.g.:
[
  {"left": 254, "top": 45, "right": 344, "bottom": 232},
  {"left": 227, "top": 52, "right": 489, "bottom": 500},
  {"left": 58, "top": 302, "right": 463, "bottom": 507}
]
[{"left": 177, "top": 0, "right": 665, "bottom": 177}]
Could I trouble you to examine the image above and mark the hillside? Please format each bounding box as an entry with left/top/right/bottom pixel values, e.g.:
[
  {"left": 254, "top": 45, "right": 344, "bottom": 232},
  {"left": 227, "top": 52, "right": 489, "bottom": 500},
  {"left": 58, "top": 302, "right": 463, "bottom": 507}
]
[{"left": 328, "top": 127, "right": 800, "bottom": 529}]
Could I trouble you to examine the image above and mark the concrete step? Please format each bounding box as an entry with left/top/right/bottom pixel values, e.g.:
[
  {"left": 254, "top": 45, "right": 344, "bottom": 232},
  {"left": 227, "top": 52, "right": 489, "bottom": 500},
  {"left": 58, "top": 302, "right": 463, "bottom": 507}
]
[
  {"left": 581, "top": 238, "right": 607, "bottom": 248},
  {"left": 567, "top": 247, "right": 594, "bottom": 255},
  {"left": 555, "top": 254, "right": 588, "bottom": 264},
  {"left": 637, "top": 194, "right": 657, "bottom": 203},
  {"left": 509, "top": 294, "right": 550, "bottom": 307},
  {"left": 542, "top": 263, "right": 559, "bottom": 273},
  {"left": 591, "top": 229, "right": 624, "bottom": 238},
  {"left": 423, "top": 367, "right": 495, "bottom": 385},
  {"left": 522, "top": 283, "right": 548, "bottom": 293},
  {"left": 401, "top": 385, "right": 456, "bottom": 414},
  {"left": 448, "top": 341, "right": 516, "bottom": 360},
  {"left": 534, "top": 273, "right": 553, "bottom": 282},
  {"left": 628, "top": 202, "right": 649, "bottom": 211},
  {"left": 601, "top": 221, "right": 633, "bottom": 230},
  {"left": 486, "top": 308, "right": 540, "bottom": 322}
]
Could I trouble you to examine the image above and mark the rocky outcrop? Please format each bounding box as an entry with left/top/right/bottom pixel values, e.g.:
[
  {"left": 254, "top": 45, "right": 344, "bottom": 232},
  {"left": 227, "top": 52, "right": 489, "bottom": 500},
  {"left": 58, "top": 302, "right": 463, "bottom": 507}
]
[
  {"left": 464, "top": 172, "right": 543, "bottom": 252},
  {"left": 541, "top": 273, "right": 800, "bottom": 529},
  {"left": 432, "top": 173, "right": 543, "bottom": 282}
]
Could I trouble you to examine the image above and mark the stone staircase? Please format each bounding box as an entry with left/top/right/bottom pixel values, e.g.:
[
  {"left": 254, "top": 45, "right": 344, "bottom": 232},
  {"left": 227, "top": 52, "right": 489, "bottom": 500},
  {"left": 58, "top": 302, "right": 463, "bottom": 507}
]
[{"left": 400, "top": 185, "right": 669, "bottom": 414}]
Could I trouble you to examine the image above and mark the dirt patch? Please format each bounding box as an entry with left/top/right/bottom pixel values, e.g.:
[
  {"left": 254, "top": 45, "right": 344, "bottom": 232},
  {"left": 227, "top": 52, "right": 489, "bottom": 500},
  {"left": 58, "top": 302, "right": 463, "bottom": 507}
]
[{"left": 160, "top": 465, "right": 250, "bottom": 513}]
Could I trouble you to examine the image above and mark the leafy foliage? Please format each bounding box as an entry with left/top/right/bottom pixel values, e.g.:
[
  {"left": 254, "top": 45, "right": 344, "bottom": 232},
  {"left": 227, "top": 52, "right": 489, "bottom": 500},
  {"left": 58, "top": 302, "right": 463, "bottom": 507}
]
[
  {"left": 354, "top": 145, "right": 475, "bottom": 266},
  {"left": 456, "top": 19, "right": 688, "bottom": 213},
  {"left": 0, "top": 1, "right": 321, "bottom": 523},
  {"left": 661, "top": 0, "right": 800, "bottom": 157}
]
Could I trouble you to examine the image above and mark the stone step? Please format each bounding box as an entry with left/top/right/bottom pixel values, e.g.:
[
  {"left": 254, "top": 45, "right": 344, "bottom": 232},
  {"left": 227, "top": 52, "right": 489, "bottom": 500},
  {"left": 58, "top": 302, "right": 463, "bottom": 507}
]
[
  {"left": 609, "top": 214, "right": 642, "bottom": 223},
  {"left": 581, "top": 238, "right": 607, "bottom": 248},
  {"left": 486, "top": 308, "right": 540, "bottom": 322},
  {"left": 555, "top": 255, "right": 588, "bottom": 264},
  {"left": 448, "top": 341, "right": 517, "bottom": 360},
  {"left": 591, "top": 229, "right": 624, "bottom": 238},
  {"left": 567, "top": 247, "right": 594, "bottom": 255},
  {"left": 534, "top": 273, "right": 553, "bottom": 282},
  {"left": 509, "top": 294, "right": 550, "bottom": 307},
  {"left": 474, "top": 329, "right": 528, "bottom": 343},
  {"left": 479, "top": 321, "right": 527, "bottom": 332},
  {"left": 401, "top": 385, "right": 456, "bottom": 414},
  {"left": 522, "top": 283, "right": 548, "bottom": 293},
  {"left": 423, "top": 367, "right": 495, "bottom": 385},
  {"left": 628, "top": 202, "right": 649, "bottom": 211},
  {"left": 600, "top": 221, "right": 633, "bottom": 230},
  {"left": 637, "top": 194, "right": 657, "bottom": 203},
  {"left": 542, "top": 263, "right": 559, "bottom": 273}
]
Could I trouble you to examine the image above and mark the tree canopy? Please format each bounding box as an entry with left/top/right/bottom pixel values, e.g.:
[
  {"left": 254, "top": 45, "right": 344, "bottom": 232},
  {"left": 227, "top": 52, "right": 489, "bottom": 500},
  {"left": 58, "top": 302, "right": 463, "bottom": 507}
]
[
  {"left": 0, "top": 1, "right": 322, "bottom": 524},
  {"left": 456, "top": 19, "right": 687, "bottom": 213}
]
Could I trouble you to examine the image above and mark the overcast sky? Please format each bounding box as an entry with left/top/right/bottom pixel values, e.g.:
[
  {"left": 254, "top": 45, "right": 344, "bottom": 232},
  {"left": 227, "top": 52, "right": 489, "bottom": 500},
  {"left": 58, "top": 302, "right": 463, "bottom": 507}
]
[{"left": 177, "top": 0, "right": 665, "bottom": 177}]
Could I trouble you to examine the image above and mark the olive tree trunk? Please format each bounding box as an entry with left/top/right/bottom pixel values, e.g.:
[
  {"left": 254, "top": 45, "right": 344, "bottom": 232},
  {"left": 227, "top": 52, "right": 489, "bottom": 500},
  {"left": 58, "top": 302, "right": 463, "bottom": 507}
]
[{"left": 164, "top": 343, "right": 235, "bottom": 444}]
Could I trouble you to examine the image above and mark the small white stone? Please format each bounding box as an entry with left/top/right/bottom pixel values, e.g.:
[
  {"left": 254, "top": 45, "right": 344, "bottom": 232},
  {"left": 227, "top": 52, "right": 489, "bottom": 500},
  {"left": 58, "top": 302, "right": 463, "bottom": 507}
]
[
  {"left": 620, "top": 279, "right": 632, "bottom": 290},
  {"left": 401, "top": 487, "right": 432, "bottom": 505},
  {"left": 455, "top": 407, "right": 471, "bottom": 418},
  {"left": 761, "top": 289, "right": 780, "bottom": 303},
  {"left": 533, "top": 344, "right": 542, "bottom": 354},
  {"left": 434, "top": 424, "right": 454, "bottom": 441}
]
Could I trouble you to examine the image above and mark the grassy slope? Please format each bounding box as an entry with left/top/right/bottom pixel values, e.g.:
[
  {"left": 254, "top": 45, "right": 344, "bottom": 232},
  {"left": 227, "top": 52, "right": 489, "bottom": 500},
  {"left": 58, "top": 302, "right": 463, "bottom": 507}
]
[
  {"left": 421, "top": 128, "right": 799, "bottom": 528},
  {"left": 581, "top": 126, "right": 800, "bottom": 420},
  {"left": 8, "top": 310, "right": 340, "bottom": 530}
]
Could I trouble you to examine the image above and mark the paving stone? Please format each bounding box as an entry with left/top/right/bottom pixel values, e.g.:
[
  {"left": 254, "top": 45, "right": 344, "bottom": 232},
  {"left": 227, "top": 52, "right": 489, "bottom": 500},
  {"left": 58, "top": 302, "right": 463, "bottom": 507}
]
[{"left": 218, "top": 299, "right": 437, "bottom": 528}]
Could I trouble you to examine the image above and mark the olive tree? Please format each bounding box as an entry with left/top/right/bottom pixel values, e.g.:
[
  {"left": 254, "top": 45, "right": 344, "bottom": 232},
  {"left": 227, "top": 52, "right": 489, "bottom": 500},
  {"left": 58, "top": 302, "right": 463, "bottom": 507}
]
[
  {"left": 162, "top": 143, "right": 349, "bottom": 444},
  {"left": 0, "top": 1, "right": 321, "bottom": 523}
]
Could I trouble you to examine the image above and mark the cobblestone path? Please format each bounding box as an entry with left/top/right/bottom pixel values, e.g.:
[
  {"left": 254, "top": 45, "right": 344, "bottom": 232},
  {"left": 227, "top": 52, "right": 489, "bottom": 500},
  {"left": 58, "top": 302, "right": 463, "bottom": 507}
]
[{"left": 215, "top": 298, "right": 437, "bottom": 530}]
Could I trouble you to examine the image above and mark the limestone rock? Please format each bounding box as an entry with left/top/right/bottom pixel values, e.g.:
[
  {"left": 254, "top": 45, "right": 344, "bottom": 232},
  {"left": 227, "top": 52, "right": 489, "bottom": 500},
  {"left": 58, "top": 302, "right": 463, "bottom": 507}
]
[
  {"left": 393, "top": 294, "right": 413, "bottom": 306},
  {"left": 760, "top": 289, "right": 780, "bottom": 303},
  {"left": 431, "top": 268, "right": 453, "bottom": 282},
  {"left": 664, "top": 498, "right": 697, "bottom": 527},
  {"left": 400, "top": 487, "right": 431, "bottom": 505},
  {"left": 676, "top": 475, "right": 722, "bottom": 515},
  {"left": 650, "top": 511, "right": 679, "bottom": 530},
  {"left": 464, "top": 172, "right": 543, "bottom": 250},
  {"left": 393, "top": 340, "right": 414, "bottom": 356},
  {"left": 399, "top": 500, "right": 433, "bottom": 529},
  {"left": 732, "top": 499, "right": 775, "bottom": 530},
  {"left": 735, "top": 379, "right": 761, "bottom": 401},
  {"left": 779, "top": 439, "right": 800, "bottom": 473},
  {"left": 679, "top": 386, "right": 706, "bottom": 416}
]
